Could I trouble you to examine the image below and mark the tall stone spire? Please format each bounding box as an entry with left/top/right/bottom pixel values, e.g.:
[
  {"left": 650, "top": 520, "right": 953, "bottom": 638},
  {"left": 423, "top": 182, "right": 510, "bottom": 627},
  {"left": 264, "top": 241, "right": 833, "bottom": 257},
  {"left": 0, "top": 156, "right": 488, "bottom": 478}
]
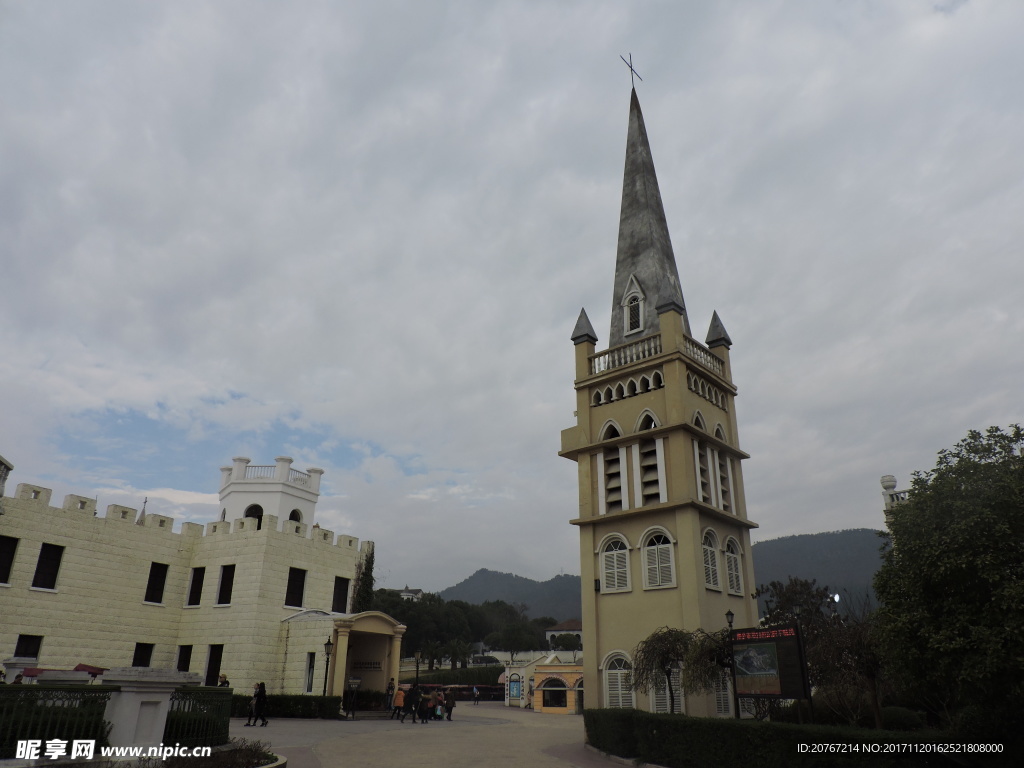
[{"left": 608, "top": 88, "right": 689, "bottom": 348}]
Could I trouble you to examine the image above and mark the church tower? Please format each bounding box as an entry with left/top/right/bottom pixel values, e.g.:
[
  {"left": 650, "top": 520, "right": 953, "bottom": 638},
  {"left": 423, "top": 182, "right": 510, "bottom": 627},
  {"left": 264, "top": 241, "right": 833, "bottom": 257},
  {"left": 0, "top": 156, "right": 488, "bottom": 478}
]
[{"left": 560, "top": 89, "right": 759, "bottom": 715}]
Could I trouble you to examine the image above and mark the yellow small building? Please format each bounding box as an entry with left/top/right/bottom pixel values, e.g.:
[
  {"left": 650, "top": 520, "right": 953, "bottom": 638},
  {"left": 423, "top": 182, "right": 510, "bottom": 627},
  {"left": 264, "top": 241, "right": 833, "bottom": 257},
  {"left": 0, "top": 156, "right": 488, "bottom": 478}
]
[{"left": 532, "top": 655, "right": 584, "bottom": 715}]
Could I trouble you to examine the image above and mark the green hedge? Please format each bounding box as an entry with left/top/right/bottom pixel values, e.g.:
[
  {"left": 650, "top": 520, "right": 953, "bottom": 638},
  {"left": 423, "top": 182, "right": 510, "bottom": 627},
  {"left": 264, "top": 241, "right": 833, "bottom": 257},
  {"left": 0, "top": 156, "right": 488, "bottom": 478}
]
[
  {"left": 231, "top": 694, "right": 343, "bottom": 719},
  {"left": 584, "top": 710, "right": 1011, "bottom": 768}
]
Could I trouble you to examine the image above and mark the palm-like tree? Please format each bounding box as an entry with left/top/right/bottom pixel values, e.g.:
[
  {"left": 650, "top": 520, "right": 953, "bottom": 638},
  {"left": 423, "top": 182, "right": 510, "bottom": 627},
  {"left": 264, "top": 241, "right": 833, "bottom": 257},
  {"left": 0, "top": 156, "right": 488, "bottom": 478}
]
[{"left": 445, "top": 639, "right": 473, "bottom": 670}]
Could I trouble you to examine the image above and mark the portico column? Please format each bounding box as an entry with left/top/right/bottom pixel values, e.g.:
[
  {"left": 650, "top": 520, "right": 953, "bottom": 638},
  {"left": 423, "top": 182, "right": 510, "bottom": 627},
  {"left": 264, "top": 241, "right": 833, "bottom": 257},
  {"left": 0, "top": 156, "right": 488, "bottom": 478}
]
[
  {"left": 389, "top": 627, "right": 406, "bottom": 685},
  {"left": 330, "top": 625, "right": 351, "bottom": 697}
]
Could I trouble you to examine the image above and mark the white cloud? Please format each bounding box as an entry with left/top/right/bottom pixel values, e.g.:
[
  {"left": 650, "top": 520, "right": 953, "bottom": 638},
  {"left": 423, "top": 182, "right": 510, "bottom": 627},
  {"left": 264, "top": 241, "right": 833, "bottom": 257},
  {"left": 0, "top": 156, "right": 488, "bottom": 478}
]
[{"left": 2, "top": 1, "right": 1023, "bottom": 591}]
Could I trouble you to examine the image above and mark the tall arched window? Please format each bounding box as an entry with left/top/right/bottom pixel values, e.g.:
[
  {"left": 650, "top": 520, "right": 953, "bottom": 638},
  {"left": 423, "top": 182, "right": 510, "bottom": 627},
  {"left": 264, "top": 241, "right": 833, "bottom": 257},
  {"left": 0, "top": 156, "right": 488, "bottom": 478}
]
[
  {"left": 604, "top": 656, "right": 635, "bottom": 709},
  {"left": 725, "top": 539, "right": 743, "bottom": 595},
  {"left": 651, "top": 665, "right": 683, "bottom": 713},
  {"left": 702, "top": 531, "right": 721, "bottom": 589},
  {"left": 642, "top": 532, "right": 674, "bottom": 589},
  {"left": 715, "top": 426, "right": 734, "bottom": 514},
  {"left": 601, "top": 537, "right": 630, "bottom": 592}
]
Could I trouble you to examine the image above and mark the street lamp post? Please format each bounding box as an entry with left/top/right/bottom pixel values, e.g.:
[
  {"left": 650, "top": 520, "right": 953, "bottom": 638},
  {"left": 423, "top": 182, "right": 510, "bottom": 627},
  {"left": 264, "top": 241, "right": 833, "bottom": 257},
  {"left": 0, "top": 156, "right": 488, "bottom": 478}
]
[
  {"left": 725, "top": 610, "right": 740, "bottom": 719},
  {"left": 323, "top": 637, "right": 334, "bottom": 697},
  {"left": 414, "top": 651, "right": 421, "bottom": 688}
]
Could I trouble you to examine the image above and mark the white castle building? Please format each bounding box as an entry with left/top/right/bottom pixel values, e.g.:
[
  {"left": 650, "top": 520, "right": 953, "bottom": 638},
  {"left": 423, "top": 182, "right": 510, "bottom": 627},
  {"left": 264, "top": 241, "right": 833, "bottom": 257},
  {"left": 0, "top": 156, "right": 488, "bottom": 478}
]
[{"left": 0, "top": 455, "right": 404, "bottom": 696}]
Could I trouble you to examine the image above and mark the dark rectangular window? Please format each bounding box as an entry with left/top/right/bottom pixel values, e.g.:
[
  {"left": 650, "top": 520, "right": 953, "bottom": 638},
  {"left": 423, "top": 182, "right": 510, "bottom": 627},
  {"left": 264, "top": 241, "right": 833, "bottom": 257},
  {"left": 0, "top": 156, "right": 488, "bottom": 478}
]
[
  {"left": 205, "top": 644, "right": 224, "bottom": 686},
  {"left": 306, "top": 652, "right": 316, "bottom": 693},
  {"left": 187, "top": 567, "right": 205, "bottom": 606},
  {"left": 332, "top": 577, "right": 350, "bottom": 613},
  {"left": 15, "top": 634, "right": 43, "bottom": 659},
  {"left": 177, "top": 645, "right": 193, "bottom": 672},
  {"left": 0, "top": 535, "right": 18, "bottom": 583},
  {"left": 144, "top": 562, "right": 169, "bottom": 603},
  {"left": 31, "top": 543, "right": 65, "bottom": 589},
  {"left": 216, "top": 565, "right": 235, "bottom": 605},
  {"left": 285, "top": 567, "right": 306, "bottom": 608},
  {"left": 132, "top": 643, "right": 154, "bottom": 667}
]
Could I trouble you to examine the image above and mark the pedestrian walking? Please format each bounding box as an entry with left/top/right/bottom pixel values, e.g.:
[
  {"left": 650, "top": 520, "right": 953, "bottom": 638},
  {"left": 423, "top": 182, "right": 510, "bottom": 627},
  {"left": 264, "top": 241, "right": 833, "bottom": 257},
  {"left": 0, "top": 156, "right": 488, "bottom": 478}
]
[
  {"left": 390, "top": 687, "right": 405, "bottom": 719},
  {"left": 244, "top": 683, "right": 259, "bottom": 726},
  {"left": 401, "top": 685, "right": 418, "bottom": 723},
  {"left": 385, "top": 678, "right": 396, "bottom": 710},
  {"left": 444, "top": 688, "right": 455, "bottom": 721},
  {"left": 418, "top": 689, "right": 432, "bottom": 723},
  {"left": 473, "top": 686, "right": 480, "bottom": 705}
]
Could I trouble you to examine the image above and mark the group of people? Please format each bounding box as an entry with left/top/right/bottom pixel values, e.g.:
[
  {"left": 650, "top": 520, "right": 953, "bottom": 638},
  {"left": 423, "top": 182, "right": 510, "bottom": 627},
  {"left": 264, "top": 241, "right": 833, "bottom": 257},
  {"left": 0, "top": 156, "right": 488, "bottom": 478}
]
[{"left": 388, "top": 686, "right": 456, "bottom": 723}]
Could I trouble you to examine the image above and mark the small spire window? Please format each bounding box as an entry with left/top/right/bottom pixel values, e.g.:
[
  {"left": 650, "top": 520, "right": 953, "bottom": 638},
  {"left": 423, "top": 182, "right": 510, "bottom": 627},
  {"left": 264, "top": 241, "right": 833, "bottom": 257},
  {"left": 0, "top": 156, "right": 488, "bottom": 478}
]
[{"left": 621, "top": 275, "right": 646, "bottom": 336}]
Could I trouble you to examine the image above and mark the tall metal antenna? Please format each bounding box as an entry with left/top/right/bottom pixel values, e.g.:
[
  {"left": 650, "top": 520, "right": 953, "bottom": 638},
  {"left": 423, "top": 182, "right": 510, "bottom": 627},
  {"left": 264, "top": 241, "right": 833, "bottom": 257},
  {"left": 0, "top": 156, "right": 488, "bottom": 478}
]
[{"left": 620, "top": 53, "right": 643, "bottom": 88}]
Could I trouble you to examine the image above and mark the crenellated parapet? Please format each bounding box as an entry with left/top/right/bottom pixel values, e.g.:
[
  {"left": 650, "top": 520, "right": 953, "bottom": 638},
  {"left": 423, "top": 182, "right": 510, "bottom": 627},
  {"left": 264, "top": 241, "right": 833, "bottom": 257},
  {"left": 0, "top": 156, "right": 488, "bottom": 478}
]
[{"left": 9, "top": 483, "right": 361, "bottom": 551}]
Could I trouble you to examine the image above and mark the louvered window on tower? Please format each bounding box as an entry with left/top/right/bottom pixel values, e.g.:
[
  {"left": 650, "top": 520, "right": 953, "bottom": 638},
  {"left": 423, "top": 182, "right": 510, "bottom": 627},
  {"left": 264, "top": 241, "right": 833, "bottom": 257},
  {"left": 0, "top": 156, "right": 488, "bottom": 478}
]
[
  {"left": 643, "top": 533, "right": 674, "bottom": 588},
  {"left": 717, "top": 451, "right": 732, "bottom": 513},
  {"left": 725, "top": 540, "right": 743, "bottom": 595},
  {"left": 601, "top": 539, "right": 630, "bottom": 592},
  {"left": 694, "top": 442, "right": 712, "bottom": 504},
  {"left": 605, "top": 656, "right": 635, "bottom": 708},
  {"left": 604, "top": 447, "right": 623, "bottom": 514},
  {"left": 703, "top": 532, "right": 721, "bottom": 589},
  {"left": 652, "top": 665, "right": 683, "bottom": 713},
  {"left": 638, "top": 439, "right": 661, "bottom": 505}
]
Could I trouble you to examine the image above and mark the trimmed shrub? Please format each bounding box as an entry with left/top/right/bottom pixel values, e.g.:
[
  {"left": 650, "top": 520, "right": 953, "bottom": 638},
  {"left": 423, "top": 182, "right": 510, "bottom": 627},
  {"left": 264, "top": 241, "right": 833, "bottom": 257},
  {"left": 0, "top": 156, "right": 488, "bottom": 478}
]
[{"left": 583, "top": 709, "right": 638, "bottom": 758}]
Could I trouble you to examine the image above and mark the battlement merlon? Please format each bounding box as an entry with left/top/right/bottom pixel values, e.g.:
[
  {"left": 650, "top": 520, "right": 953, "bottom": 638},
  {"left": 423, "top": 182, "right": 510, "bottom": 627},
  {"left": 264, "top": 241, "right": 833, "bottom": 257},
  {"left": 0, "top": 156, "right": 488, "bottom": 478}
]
[
  {"left": 9, "top": 482, "right": 360, "bottom": 550},
  {"left": 220, "top": 456, "right": 324, "bottom": 494}
]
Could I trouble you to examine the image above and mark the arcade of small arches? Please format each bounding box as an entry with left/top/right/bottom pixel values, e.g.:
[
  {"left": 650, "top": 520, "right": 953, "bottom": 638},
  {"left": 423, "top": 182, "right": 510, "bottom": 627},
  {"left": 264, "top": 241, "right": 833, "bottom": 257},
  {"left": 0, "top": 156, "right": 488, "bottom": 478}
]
[
  {"left": 591, "top": 370, "right": 664, "bottom": 407},
  {"left": 596, "top": 526, "right": 745, "bottom": 596},
  {"left": 687, "top": 371, "right": 728, "bottom": 412}
]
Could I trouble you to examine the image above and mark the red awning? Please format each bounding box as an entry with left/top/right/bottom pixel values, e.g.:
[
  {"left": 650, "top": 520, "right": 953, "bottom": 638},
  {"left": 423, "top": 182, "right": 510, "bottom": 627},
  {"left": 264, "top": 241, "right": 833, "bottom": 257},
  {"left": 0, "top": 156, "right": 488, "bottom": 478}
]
[{"left": 73, "top": 664, "right": 108, "bottom": 676}]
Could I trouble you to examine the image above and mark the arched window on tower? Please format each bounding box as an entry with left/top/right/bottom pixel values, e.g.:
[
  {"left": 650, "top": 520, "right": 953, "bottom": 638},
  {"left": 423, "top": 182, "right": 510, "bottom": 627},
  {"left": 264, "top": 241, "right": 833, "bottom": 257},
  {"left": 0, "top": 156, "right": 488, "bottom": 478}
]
[
  {"left": 725, "top": 539, "right": 743, "bottom": 595},
  {"left": 600, "top": 537, "right": 630, "bottom": 593},
  {"left": 715, "top": 427, "right": 734, "bottom": 514},
  {"left": 288, "top": 510, "right": 302, "bottom": 523},
  {"left": 598, "top": 423, "right": 627, "bottom": 515},
  {"left": 604, "top": 655, "right": 635, "bottom": 709},
  {"left": 702, "top": 530, "right": 721, "bottom": 589},
  {"left": 642, "top": 532, "right": 674, "bottom": 589},
  {"left": 621, "top": 275, "right": 645, "bottom": 336}
]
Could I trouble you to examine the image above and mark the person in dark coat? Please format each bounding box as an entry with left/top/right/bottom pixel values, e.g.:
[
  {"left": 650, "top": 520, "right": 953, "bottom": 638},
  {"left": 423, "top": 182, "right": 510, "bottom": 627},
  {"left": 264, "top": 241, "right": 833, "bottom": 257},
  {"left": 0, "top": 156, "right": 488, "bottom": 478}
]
[
  {"left": 252, "top": 682, "right": 269, "bottom": 726},
  {"left": 444, "top": 688, "right": 456, "bottom": 721},
  {"left": 401, "top": 685, "right": 418, "bottom": 723}
]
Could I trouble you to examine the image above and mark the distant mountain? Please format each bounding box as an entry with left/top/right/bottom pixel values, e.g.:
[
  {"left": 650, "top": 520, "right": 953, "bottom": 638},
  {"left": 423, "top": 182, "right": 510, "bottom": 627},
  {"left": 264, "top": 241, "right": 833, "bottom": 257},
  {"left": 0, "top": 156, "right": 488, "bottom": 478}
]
[
  {"left": 438, "top": 570, "right": 582, "bottom": 622},
  {"left": 750, "top": 528, "right": 885, "bottom": 610},
  {"left": 437, "top": 529, "right": 885, "bottom": 622}
]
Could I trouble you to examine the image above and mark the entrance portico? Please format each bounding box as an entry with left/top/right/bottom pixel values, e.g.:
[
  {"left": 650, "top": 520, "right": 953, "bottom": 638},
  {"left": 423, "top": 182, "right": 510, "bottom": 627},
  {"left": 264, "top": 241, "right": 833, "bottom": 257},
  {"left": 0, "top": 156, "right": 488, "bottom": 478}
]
[{"left": 328, "top": 612, "right": 406, "bottom": 697}]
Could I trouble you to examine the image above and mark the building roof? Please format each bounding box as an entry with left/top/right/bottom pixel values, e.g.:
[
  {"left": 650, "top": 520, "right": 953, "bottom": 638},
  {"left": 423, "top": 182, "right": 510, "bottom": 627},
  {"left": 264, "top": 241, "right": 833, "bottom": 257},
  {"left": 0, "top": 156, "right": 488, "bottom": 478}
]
[{"left": 608, "top": 88, "right": 689, "bottom": 347}]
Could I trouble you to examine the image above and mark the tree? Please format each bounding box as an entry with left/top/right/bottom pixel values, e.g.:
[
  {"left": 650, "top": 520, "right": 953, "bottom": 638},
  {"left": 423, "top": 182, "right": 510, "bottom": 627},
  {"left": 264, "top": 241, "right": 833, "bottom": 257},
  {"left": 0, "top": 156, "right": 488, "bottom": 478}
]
[
  {"left": 631, "top": 627, "right": 731, "bottom": 714},
  {"left": 874, "top": 426, "right": 1024, "bottom": 729},
  {"left": 550, "top": 633, "right": 582, "bottom": 662},
  {"left": 351, "top": 546, "right": 376, "bottom": 613},
  {"left": 444, "top": 639, "right": 472, "bottom": 670}
]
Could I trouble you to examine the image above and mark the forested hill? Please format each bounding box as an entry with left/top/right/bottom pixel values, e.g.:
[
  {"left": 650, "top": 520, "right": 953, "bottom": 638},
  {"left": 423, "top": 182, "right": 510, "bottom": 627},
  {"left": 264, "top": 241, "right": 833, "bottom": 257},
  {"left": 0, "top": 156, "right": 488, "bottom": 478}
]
[
  {"left": 436, "top": 529, "right": 885, "bottom": 622},
  {"left": 438, "top": 570, "right": 581, "bottom": 621},
  {"left": 751, "top": 528, "right": 885, "bottom": 606}
]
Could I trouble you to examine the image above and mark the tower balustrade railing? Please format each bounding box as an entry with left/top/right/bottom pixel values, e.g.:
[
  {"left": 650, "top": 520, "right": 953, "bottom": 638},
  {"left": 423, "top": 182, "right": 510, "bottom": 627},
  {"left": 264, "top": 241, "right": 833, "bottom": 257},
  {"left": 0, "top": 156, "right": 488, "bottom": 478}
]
[
  {"left": 244, "top": 465, "right": 276, "bottom": 480},
  {"left": 683, "top": 338, "right": 724, "bottom": 376},
  {"left": 590, "top": 336, "right": 662, "bottom": 375},
  {"left": 288, "top": 468, "right": 311, "bottom": 486}
]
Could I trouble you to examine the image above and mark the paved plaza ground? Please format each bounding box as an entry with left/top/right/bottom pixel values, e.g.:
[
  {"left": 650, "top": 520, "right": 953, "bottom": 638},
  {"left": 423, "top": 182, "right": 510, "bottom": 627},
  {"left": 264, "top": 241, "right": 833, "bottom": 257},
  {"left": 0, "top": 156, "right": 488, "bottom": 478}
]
[{"left": 230, "top": 703, "right": 618, "bottom": 768}]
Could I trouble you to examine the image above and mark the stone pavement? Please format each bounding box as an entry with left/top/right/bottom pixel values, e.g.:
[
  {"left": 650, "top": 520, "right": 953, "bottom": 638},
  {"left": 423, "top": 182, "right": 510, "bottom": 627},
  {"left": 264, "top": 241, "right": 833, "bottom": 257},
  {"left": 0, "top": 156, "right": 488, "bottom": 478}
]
[{"left": 229, "top": 703, "right": 618, "bottom": 768}]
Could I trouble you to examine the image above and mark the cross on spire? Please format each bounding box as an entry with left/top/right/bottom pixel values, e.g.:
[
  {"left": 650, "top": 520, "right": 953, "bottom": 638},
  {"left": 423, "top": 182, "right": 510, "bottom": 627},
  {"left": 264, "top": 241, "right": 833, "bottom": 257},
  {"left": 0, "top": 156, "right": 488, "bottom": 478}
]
[{"left": 620, "top": 53, "right": 643, "bottom": 88}]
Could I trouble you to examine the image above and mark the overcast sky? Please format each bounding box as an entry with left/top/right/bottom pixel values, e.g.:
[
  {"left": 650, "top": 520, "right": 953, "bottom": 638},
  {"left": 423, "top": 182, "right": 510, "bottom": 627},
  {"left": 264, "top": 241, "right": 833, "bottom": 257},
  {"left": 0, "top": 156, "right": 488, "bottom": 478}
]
[{"left": 2, "top": 1, "right": 1021, "bottom": 593}]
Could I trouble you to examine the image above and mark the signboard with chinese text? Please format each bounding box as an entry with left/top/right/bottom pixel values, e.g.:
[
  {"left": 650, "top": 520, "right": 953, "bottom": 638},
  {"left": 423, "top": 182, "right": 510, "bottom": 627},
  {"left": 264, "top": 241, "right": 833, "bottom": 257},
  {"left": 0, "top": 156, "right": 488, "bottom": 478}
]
[{"left": 730, "top": 625, "right": 807, "bottom": 700}]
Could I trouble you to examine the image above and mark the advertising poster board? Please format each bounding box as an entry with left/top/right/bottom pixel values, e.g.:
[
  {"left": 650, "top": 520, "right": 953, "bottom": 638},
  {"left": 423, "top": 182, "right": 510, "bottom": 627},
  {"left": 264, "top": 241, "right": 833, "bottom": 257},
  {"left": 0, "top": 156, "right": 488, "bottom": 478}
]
[{"left": 730, "top": 625, "right": 807, "bottom": 699}]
